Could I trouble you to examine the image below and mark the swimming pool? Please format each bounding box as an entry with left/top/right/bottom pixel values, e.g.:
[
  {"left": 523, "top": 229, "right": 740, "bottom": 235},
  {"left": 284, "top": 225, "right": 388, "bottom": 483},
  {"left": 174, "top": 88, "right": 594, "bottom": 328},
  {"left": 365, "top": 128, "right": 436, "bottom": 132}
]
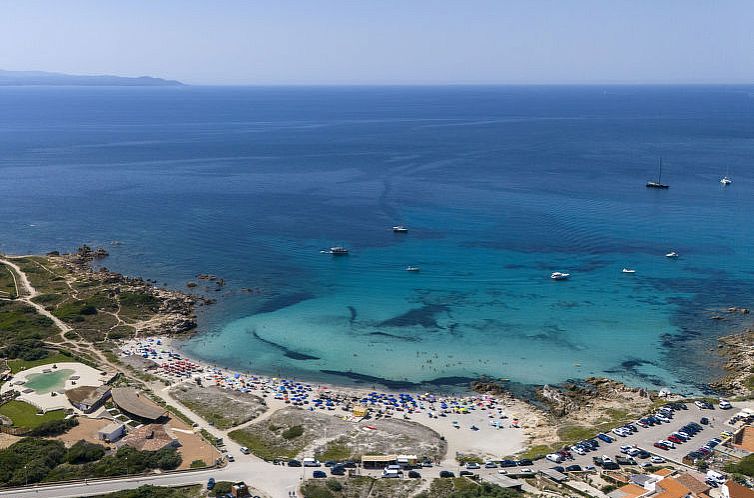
[{"left": 24, "top": 369, "right": 74, "bottom": 394}]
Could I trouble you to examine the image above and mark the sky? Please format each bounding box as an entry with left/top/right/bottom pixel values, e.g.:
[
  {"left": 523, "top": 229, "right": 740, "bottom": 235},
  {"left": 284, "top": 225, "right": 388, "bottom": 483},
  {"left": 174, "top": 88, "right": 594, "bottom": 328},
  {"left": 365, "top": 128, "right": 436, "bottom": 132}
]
[{"left": 0, "top": 0, "right": 752, "bottom": 85}]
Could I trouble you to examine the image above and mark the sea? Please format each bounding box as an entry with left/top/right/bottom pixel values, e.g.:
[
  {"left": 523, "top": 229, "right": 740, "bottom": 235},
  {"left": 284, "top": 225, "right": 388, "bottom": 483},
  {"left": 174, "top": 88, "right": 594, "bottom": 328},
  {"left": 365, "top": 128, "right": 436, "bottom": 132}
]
[{"left": 1, "top": 85, "right": 753, "bottom": 394}]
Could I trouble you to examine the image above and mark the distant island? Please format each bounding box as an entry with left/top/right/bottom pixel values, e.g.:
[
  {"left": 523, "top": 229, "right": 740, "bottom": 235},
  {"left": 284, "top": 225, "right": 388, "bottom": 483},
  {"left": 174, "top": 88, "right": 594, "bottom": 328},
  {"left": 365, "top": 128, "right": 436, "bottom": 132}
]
[{"left": 0, "top": 69, "right": 183, "bottom": 86}]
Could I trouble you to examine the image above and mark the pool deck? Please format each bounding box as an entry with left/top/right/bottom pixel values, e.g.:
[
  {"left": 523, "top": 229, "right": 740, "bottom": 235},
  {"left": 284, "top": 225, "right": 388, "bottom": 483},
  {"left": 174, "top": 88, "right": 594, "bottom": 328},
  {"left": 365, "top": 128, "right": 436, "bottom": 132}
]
[{"left": 0, "top": 362, "right": 109, "bottom": 413}]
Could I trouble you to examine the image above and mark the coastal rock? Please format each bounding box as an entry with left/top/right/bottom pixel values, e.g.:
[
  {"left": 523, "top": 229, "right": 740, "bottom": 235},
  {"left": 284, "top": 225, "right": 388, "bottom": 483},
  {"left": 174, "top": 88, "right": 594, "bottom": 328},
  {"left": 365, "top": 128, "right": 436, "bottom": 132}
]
[{"left": 709, "top": 328, "right": 754, "bottom": 396}]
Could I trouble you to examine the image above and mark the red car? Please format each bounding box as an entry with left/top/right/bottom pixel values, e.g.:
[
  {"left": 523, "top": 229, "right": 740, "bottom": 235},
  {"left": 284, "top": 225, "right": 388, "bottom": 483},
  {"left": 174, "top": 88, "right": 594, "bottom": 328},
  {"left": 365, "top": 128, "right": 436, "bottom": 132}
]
[
  {"left": 667, "top": 435, "right": 683, "bottom": 444},
  {"left": 654, "top": 442, "right": 670, "bottom": 450}
]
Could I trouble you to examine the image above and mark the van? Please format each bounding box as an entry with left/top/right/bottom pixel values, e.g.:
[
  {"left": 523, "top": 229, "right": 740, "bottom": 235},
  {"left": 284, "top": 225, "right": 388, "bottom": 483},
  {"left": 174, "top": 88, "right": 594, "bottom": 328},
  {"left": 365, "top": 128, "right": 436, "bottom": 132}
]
[
  {"left": 546, "top": 453, "right": 563, "bottom": 463},
  {"left": 303, "top": 458, "right": 321, "bottom": 467},
  {"left": 707, "top": 470, "right": 726, "bottom": 484}
]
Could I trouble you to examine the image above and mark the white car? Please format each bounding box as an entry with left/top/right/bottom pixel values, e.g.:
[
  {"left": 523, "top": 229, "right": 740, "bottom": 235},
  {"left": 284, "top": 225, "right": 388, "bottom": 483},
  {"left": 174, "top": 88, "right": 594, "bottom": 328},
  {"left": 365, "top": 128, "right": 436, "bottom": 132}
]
[
  {"left": 660, "top": 440, "right": 675, "bottom": 449},
  {"left": 627, "top": 448, "right": 641, "bottom": 457},
  {"left": 498, "top": 469, "right": 508, "bottom": 475},
  {"left": 239, "top": 446, "right": 250, "bottom": 455},
  {"left": 719, "top": 400, "right": 732, "bottom": 410},
  {"left": 465, "top": 462, "right": 481, "bottom": 469},
  {"left": 619, "top": 445, "right": 632, "bottom": 454},
  {"left": 695, "top": 401, "right": 706, "bottom": 409},
  {"left": 573, "top": 447, "right": 587, "bottom": 455},
  {"left": 651, "top": 456, "right": 665, "bottom": 464},
  {"left": 546, "top": 453, "right": 564, "bottom": 463}
]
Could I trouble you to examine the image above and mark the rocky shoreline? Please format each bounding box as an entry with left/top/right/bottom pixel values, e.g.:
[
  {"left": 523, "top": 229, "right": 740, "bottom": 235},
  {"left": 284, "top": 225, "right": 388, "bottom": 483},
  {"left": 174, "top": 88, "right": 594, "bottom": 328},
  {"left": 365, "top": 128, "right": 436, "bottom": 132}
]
[
  {"left": 709, "top": 327, "right": 754, "bottom": 397},
  {"left": 53, "top": 245, "right": 210, "bottom": 336}
]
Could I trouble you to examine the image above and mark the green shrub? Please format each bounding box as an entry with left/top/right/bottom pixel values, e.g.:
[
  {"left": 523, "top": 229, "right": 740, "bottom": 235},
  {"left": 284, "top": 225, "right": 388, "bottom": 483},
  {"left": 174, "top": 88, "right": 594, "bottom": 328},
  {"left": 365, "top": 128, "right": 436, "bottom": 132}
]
[
  {"left": 66, "top": 440, "right": 106, "bottom": 464},
  {"left": 28, "top": 418, "right": 78, "bottom": 437},
  {"left": 281, "top": 425, "right": 304, "bottom": 440}
]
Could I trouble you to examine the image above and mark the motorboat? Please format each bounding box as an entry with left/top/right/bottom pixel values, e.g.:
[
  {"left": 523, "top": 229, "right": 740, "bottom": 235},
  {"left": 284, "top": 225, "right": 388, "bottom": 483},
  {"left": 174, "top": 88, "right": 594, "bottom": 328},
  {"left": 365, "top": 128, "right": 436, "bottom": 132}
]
[
  {"left": 551, "top": 272, "right": 570, "bottom": 280},
  {"left": 392, "top": 225, "right": 408, "bottom": 233},
  {"left": 665, "top": 251, "right": 679, "bottom": 258},
  {"left": 622, "top": 268, "right": 636, "bottom": 274},
  {"left": 327, "top": 247, "right": 349, "bottom": 255},
  {"left": 405, "top": 266, "right": 420, "bottom": 272},
  {"left": 720, "top": 176, "right": 732, "bottom": 185}
]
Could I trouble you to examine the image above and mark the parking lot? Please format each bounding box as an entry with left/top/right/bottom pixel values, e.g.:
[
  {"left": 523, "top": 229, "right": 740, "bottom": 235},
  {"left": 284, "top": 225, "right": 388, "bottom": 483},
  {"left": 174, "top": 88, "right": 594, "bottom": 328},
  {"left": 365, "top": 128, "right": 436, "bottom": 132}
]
[{"left": 532, "top": 402, "right": 730, "bottom": 471}]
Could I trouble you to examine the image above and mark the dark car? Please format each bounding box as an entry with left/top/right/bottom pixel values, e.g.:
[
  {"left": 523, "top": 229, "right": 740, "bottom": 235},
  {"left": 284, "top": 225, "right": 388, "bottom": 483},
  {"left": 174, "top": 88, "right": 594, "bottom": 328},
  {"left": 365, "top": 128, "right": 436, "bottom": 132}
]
[
  {"left": 330, "top": 466, "right": 346, "bottom": 476},
  {"left": 459, "top": 470, "right": 475, "bottom": 477},
  {"left": 597, "top": 433, "right": 613, "bottom": 443},
  {"left": 592, "top": 457, "right": 604, "bottom": 467},
  {"left": 207, "top": 478, "right": 216, "bottom": 490},
  {"left": 342, "top": 461, "right": 358, "bottom": 468},
  {"left": 440, "top": 470, "right": 455, "bottom": 478},
  {"left": 288, "top": 459, "right": 302, "bottom": 467},
  {"left": 603, "top": 462, "right": 620, "bottom": 470},
  {"left": 551, "top": 466, "right": 565, "bottom": 473},
  {"left": 700, "top": 417, "right": 710, "bottom": 425},
  {"left": 654, "top": 442, "right": 669, "bottom": 450},
  {"left": 517, "top": 459, "right": 533, "bottom": 466},
  {"left": 313, "top": 470, "right": 327, "bottom": 478},
  {"left": 499, "top": 460, "right": 517, "bottom": 468},
  {"left": 565, "top": 465, "right": 582, "bottom": 472},
  {"left": 637, "top": 450, "right": 651, "bottom": 459},
  {"left": 324, "top": 460, "right": 338, "bottom": 467},
  {"left": 408, "top": 470, "right": 421, "bottom": 479}
]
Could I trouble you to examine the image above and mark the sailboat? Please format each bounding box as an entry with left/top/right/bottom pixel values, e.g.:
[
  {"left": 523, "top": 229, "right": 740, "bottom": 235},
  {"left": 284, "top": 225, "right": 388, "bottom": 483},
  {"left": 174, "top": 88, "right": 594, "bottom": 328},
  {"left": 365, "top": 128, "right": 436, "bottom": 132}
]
[{"left": 646, "top": 158, "right": 669, "bottom": 189}]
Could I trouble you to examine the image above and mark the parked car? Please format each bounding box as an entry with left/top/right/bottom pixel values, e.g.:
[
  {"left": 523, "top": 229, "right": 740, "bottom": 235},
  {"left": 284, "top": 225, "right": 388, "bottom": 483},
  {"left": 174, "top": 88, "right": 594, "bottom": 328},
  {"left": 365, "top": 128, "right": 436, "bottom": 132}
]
[
  {"left": 226, "top": 454, "right": 235, "bottom": 462},
  {"left": 516, "top": 459, "right": 533, "bottom": 466},
  {"left": 459, "top": 470, "right": 475, "bottom": 477},
  {"left": 303, "top": 458, "right": 321, "bottom": 467},
  {"left": 313, "top": 471, "right": 327, "bottom": 478},
  {"left": 565, "top": 465, "right": 582, "bottom": 472},
  {"left": 546, "top": 453, "right": 564, "bottom": 463},
  {"left": 636, "top": 450, "right": 650, "bottom": 459},
  {"left": 440, "top": 471, "right": 455, "bottom": 478},
  {"left": 700, "top": 417, "right": 710, "bottom": 425},
  {"left": 288, "top": 459, "right": 302, "bottom": 467},
  {"left": 597, "top": 433, "right": 614, "bottom": 443},
  {"left": 499, "top": 460, "right": 516, "bottom": 468},
  {"left": 465, "top": 462, "right": 481, "bottom": 469},
  {"left": 330, "top": 466, "right": 346, "bottom": 476},
  {"left": 653, "top": 442, "right": 670, "bottom": 451},
  {"left": 408, "top": 470, "right": 421, "bottom": 478},
  {"left": 484, "top": 462, "right": 498, "bottom": 469},
  {"left": 719, "top": 399, "right": 732, "bottom": 410},
  {"left": 603, "top": 462, "right": 620, "bottom": 470},
  {"left": 207, "top": 478, "right": 216, "bottom": 490}
]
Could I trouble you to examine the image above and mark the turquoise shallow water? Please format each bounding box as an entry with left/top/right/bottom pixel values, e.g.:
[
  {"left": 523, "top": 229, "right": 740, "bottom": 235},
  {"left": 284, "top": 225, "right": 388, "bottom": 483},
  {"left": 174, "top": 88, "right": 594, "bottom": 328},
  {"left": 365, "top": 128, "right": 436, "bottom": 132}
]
[
  {"left": 1, "top": 85, "right": 753, "bottom": 392},
  {"left": 24, "top": 369, "right": 74, "bottom": 394}
]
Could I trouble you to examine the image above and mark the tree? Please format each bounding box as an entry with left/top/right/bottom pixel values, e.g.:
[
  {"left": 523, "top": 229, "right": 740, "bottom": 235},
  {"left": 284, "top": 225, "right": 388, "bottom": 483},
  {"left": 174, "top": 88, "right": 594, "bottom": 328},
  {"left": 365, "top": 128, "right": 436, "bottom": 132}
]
[{"left": 66, "top": 440, "right": 106, "bottom": 464}]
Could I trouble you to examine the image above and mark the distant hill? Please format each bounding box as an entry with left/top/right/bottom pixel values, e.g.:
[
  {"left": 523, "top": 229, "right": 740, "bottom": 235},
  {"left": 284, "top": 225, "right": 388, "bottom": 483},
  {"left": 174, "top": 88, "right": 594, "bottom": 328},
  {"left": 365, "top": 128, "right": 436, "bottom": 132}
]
[{"left": 0, "top": 70, "right": 184, "bottom": 86}]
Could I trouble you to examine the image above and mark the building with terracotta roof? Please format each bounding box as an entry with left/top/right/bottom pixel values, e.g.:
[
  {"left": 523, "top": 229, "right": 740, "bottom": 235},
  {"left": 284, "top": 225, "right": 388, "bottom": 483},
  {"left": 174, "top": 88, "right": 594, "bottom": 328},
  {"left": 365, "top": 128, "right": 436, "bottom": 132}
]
[
  {"left": 674, "top": 473, "right": 711, "bottom": 497},
  {"left": 722, "top": 480, "right": 754, "bottom": 498},
  {"left": 609, "top": 483, "right": 648, "bottom": 498},
  {"left": 111, "top": 388, "right": 167, "bottom": 422},
  {"left": 119, "top": 424, "right": 178, "bottom": 452},
  {"left": 732, "top": 426, "right": 754, "bottom": 454},
  {"left": 65, "top": 385, "right": 111, "bottom": 413}
]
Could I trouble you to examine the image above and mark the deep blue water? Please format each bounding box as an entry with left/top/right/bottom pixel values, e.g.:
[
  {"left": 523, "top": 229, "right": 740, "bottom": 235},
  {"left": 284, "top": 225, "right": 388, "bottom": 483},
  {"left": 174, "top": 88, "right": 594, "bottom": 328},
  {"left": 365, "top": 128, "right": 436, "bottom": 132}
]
[{"left": 1, "top": 85, "right": 753, "bottom": 393}]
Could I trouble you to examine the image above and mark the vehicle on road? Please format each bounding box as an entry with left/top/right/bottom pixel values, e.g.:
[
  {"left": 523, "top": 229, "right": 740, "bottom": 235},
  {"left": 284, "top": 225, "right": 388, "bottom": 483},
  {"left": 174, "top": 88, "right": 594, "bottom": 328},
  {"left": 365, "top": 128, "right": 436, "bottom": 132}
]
[
  {"left": 207, "top": 478, "right": 215, "bottom": 490},
  {"left": 239, "top": 447, "right": 250, "bottom": 455},
  {"left": 226, "top": 454, "right": 235, "bottom": 462}
]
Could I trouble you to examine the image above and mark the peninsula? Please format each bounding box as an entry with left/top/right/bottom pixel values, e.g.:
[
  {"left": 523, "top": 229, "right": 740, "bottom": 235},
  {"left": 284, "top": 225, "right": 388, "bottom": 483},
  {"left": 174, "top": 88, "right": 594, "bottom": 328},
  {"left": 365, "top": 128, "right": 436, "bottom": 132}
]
[{"left": 0, "top": 69, "right": 183, "bottom": 86}]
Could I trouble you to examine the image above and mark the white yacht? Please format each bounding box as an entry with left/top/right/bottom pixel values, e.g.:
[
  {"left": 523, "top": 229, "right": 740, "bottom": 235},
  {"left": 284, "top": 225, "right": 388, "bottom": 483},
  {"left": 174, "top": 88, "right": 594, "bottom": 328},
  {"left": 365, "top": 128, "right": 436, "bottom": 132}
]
[
  {"left": 665, "top": 251, "right": 679, "bottom": 258},
  {"left": 392, "top": 225, "right": 408, "bottom": 233},
  {"left": 622, "top": 268, "right": 636, "bottom": 274},
  {"left": 720, "top": 176, "right": 732, "bottom": 185},
  {"left": 551, "top": 272, "right": 570, "bottom": 280},
  {"left": 405, "top": 266, "right": 420, "bottom": 272},
  {"left": 327, "top": 246, "right": 349, "bottom": 255}
]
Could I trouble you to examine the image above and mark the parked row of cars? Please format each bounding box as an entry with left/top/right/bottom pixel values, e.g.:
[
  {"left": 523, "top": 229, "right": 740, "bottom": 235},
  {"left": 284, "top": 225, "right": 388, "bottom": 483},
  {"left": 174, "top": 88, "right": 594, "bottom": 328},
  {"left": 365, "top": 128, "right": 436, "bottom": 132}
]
[{"left": 653, "top": 421, "right": 704, "bottom": 451}]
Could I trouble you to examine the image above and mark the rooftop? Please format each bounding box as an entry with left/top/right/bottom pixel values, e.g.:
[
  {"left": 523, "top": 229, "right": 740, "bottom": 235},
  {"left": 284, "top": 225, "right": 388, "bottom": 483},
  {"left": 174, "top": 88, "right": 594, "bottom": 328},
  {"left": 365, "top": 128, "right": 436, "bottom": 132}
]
[
  {"left": 609, "top": 483, "right": 648, "bottom": 498},
  {"left": 724, "top": 480, "right": 754, "bottom": 498},
  {"left": 111, "top": 388, "right": 166, "bottom": 421},
  {"left": 120, "top": 424, "right": 176, "bottom": 452},
  {"left": 65, "top": 385, "right": 110, "bottom": 406}
]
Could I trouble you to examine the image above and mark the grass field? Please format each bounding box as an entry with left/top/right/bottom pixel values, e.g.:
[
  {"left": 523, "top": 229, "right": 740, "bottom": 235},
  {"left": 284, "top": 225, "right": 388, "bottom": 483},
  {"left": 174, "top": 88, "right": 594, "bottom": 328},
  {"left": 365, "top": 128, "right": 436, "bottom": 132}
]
[
  {"left": 8, "top": 352, "right": 74, "bottom": 373},
  {"left": 0, "top": 264, "right": 18, "bottom": 299},
  {"left": 0, "top": 400, "right": 65, "bottom": 429}
]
